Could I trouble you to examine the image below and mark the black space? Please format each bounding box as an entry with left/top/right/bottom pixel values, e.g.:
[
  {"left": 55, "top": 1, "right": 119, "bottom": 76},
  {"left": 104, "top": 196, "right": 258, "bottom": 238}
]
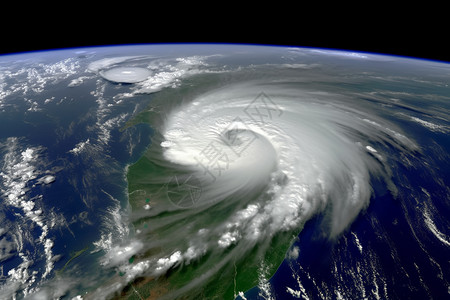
[{"left": 1, "top": 7, "right": 448, "bottom": 63}]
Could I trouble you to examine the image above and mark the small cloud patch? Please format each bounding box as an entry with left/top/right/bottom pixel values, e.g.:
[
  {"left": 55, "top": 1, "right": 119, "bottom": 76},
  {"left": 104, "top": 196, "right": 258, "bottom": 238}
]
[{"left": 100, "top": 67, "right": 151, "bottom": 83}]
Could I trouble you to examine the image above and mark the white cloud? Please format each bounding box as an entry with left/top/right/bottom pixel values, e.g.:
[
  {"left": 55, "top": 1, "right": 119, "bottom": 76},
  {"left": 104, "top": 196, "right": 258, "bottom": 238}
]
[
  {"left": 423, "top": 205, "right": 450, "bottom": 247},
  {"left": 102, "top": 240, "right": 143, "bottom": 267},
  {"left": 287, "top": 246, "right": 300, "bottom": 260},
  {"left": 154, "top": 251, "right": 182, "bottom": 274},
  {"left": 87, "top": 56, "right": 144, "bottom": 72},
  {"left": 99, "top": 67, "right": 151, "bottom": 83},
  {"left": 69, "top": 139, "right": 90, "bottom": 155},
  {"left": 124, "top": 260, "right": 151, "bottom": 281},
  {"left": 68, "top": 76, "right": 92, "bottom": 87},
  {"left": 218, "top": 231, "right": 241, "bottom": 248},
  {"left": 410, "top": 116, "right": 448, "bottom": 133},
  {"left": 310, "top": 49, "right": 369, "bottom": 59}
]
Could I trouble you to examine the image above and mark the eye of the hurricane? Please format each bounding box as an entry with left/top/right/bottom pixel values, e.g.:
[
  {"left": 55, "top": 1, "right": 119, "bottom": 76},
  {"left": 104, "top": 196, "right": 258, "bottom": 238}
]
[
  {"left": 221, "top": 129, "right": 244, "bottom": 146},
  {"left": 220, "top": 129, "right": 259, "bottom": 153}
]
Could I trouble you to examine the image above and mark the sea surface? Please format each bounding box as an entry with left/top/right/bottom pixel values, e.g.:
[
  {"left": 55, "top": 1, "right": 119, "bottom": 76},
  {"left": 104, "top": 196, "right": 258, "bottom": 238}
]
[{"left": 0, "top": 45, "right": 448, "bottom": 299}]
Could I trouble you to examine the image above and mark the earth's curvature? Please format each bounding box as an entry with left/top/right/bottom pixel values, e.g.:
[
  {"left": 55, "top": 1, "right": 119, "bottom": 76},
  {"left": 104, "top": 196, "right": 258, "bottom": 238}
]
[{"left": 0, "top": 44, "right": 449, "bottom": 299}]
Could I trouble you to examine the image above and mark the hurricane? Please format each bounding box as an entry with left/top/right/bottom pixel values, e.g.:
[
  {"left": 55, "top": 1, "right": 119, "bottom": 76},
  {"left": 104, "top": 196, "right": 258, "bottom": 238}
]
[
  {"left": 1, "top": 45, "right": 449, "bottom": 300},
  {"left": 117, "top": 74, "right": 419, "bottom": 299}
]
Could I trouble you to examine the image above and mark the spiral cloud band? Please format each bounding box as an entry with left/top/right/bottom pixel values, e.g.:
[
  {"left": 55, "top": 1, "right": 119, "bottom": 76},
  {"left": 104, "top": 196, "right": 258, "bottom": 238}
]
[
  {"left": 1, "top": 46, "right": 448, "bottom": 300},
  {"left": 121, "top": 76, "right": 418, "bottom": 298},
  {"left": 159, "top": 82, "right": 412, "bottom": 236}
]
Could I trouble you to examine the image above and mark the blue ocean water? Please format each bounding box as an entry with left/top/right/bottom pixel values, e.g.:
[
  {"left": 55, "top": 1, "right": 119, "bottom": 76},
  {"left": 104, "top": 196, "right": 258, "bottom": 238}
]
[
  {"left": 0, "top": 68, "right": 155, "bottom": 297},
  {"left": 0, "top": 45, "right": 449, "bottom": 300}
]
